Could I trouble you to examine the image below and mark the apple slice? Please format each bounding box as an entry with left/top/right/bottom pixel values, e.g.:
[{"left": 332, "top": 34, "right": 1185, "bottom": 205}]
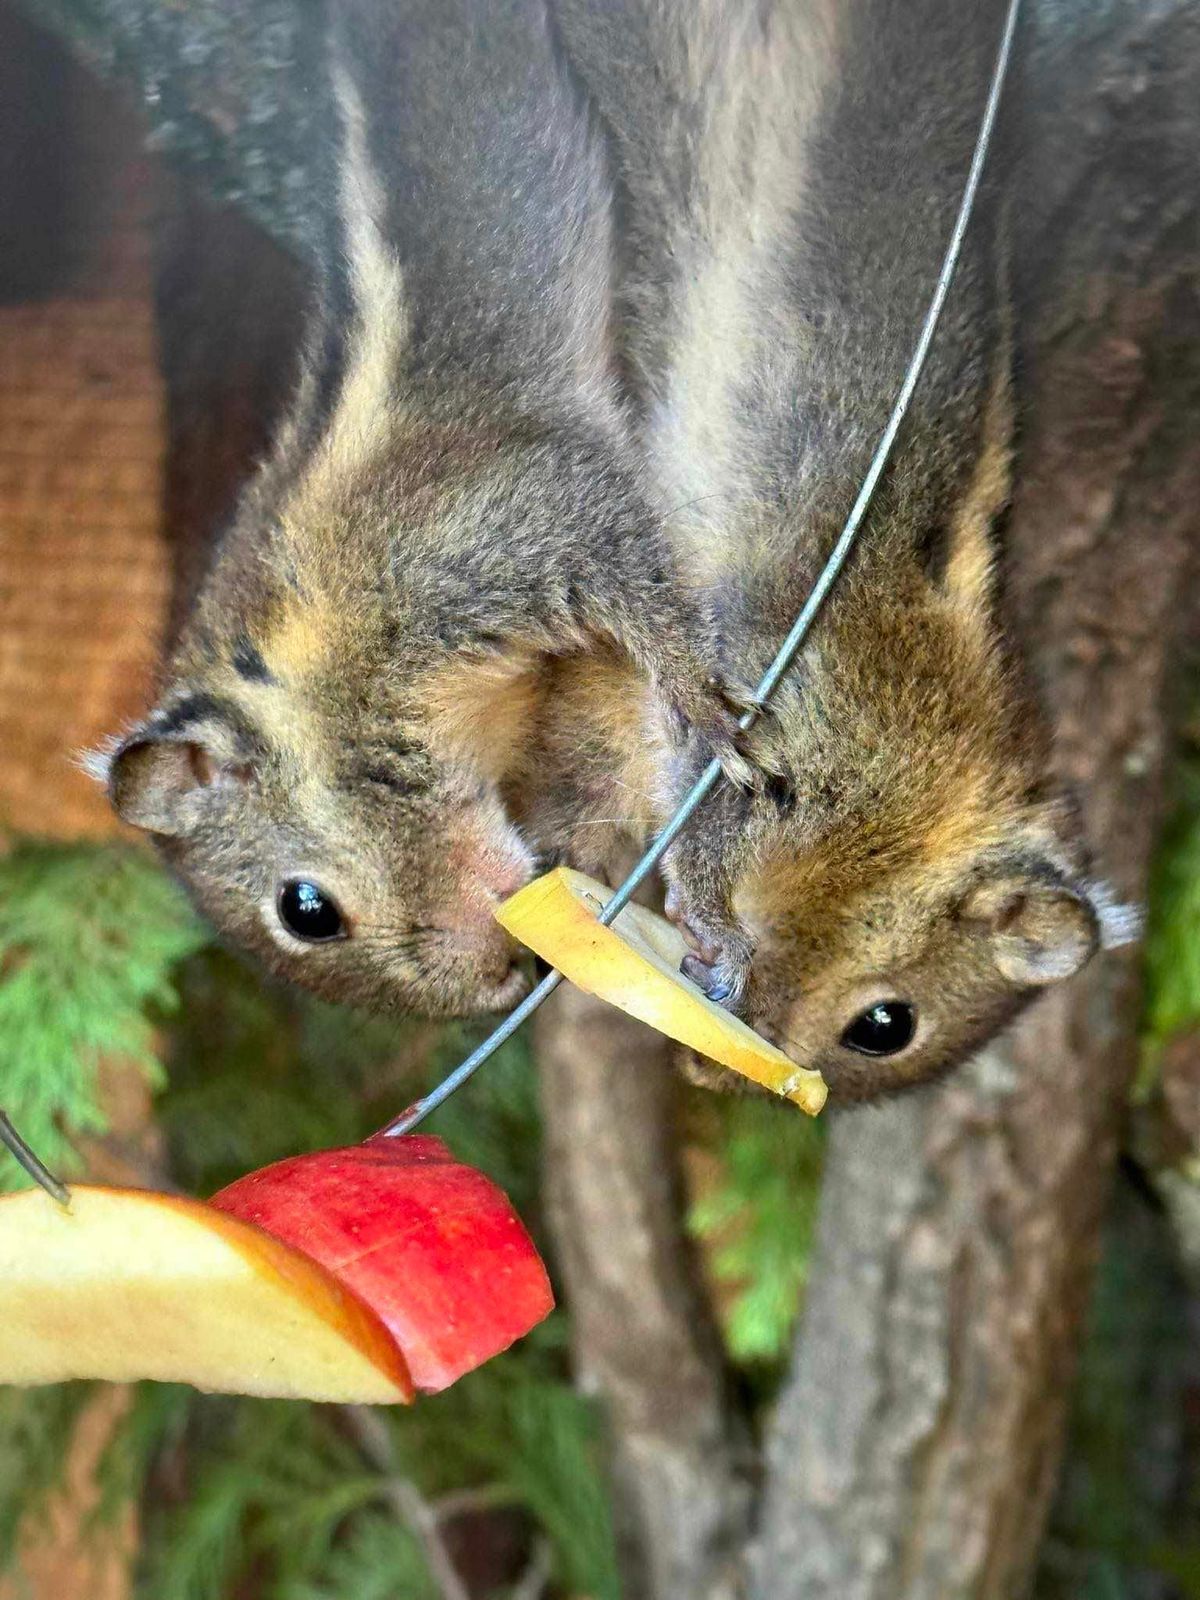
[
  {"left": 213, "top": 1135, "right": 554, "bottom": 1393},
  {"left": 0, "top": 1136, "right": 553, "bottom": 1403},
  {"left": 497, "top": 867, "right": 827, "bottom": 1115},
  {"left": 0, "top": 1184, "right": 413, "bottom": 1403}
]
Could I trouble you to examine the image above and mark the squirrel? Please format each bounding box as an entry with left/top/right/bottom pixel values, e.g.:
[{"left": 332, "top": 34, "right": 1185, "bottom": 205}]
[
  {"left": 95, "top": 0, "right": 747, "bottom": 1020},
  {"left": 536, "top": 0, "right": 1137, "bottom": 1100}
]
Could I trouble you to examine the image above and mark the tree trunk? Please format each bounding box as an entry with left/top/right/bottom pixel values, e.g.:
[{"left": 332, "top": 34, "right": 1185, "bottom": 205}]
[
  {"left": 751, "top": 3, "right": 1200, "bottom": 1595},
  {"left": 535, "top": 986, "right": 749, "bottom": 1600}
]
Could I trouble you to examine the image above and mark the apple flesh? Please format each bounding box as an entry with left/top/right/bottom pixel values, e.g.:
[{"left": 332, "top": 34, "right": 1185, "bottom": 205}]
[
  {"left": 0, "top": 1136, "right": 553, "bottom": 1403},
  {"left": 0, "top": 1184, "right": 413, "bottom": 1403},
  {"left": 212, "top": 1135, "right": 554, "bottom": 1393},
  {"left": 497, "top": 867, "right": 827, "bottom": 1115}
]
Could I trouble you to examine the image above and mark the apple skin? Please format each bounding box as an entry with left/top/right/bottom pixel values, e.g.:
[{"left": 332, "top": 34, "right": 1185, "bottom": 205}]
[{"left": 212, "top": 1134, "right": 553, "bottom": 1392}]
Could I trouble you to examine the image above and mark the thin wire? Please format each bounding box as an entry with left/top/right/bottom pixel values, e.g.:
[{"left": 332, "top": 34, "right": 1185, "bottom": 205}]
[
  {"left": 0, "top": 1112, "right": 71, "bottom": 1208},
  {"left": 383, "top": 0, "right": 1022, "bottom": 1137}
]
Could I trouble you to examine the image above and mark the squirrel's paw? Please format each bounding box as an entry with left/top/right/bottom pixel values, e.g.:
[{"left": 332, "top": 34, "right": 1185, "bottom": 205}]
[
  {"left": 714, "top": 675, "right": 776, "bottom": 722},
  {"left": 664, "top": 883, "right": 753, "bottom": 1010},
  {"left": 666, "top": 676, "right": 759, "bottom": 792}
]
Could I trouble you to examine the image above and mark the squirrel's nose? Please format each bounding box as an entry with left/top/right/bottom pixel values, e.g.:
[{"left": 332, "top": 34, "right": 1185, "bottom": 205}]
[
  {"left": 483, "top": 855, "right": 533, "bottom": 902},
  {"left": 445, "top": 828, "right": 534, "bottom": 907}
]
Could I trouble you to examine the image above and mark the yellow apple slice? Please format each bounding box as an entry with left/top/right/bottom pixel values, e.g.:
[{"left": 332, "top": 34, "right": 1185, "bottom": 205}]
[
  {"left": 0, "top": 1185, "right": 412, "bottom": 1404},
  {"left": 497, "top": 867, "right": 827, "bottom": 1115}
]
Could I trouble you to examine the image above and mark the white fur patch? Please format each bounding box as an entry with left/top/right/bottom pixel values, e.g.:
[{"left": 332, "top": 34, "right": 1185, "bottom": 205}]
[
  {"left": 1087, "top": 879, "right": 1144, "bottom": 949},
  {"left": 75, "top": 733, "right": 125, "bottom": 787},
  {"left": 323, "top": 66, "right": 412, "bottom": 474}
]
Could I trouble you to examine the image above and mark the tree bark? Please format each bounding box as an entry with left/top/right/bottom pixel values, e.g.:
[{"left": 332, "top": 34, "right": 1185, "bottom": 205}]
[
  {"left": 13, "top": 0, "right": 320, "bottom": 257},
  {"left": 751, "top": 4, "right": 1200, "bottom": 1596},
  {"left": 535, "top": 986, "right": 749, "bottom": 1600}
]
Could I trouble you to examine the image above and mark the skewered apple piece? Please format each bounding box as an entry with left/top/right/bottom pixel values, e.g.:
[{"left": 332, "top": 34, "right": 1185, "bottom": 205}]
[
  {"left": 0, "top": 1183, "right": 412, "bottom": 1402},
  {"left": 0, "top": 1135, "right": 552, "bottom": 1402},
  {"left": 213, "top": 1135, "right": 553, "bottom": 1393},
  {"left": 496, "top": 867, "right": 827, "bottom": 1115}
]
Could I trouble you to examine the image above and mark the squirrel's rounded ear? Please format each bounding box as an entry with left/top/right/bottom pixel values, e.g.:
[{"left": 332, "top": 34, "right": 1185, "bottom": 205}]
[
  {"left": 106, "top": 736, "right": 250, "bottom": 836},
  {"left": 962, "top": 872, "right": 1100, "bottom": 987}
]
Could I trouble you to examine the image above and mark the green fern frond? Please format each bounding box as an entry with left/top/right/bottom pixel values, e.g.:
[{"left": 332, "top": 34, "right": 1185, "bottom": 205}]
[
  {"left": 1140, "top": 761, "right": 1200, "bottom": 1082},
  {"left": 280, "top": 1514, "right": 437, "bottom": 1600},
  {"left": 689, "top": 1097, "right": 825, "bottom": 1364},
  {"left": 0, "top": 840, "right": 206, "bottom": 1187},
  {"left": 92, "top": 1383, "right": 192, "bottom": 1534},
  {"left": 137, "top": 1400, "right": 360, "bottom": 1600},
  {"left": 490, "top": 1364, "right": 619, "bottom": 1598}
]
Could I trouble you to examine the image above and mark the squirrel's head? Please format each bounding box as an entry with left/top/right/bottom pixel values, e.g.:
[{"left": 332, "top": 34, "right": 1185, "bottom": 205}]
[
  {"left": 670, "top": 528, "right": 1137, "bottom": 1102},
  {"left": 678, "top": 731, "right": 1137, "bottom": 1100},
  {"left": 728, "top": 814, "right": 1133, "bottom": 1102},
  {"left": 96, "top": 644, "right": 536, "bottom": 1019}
]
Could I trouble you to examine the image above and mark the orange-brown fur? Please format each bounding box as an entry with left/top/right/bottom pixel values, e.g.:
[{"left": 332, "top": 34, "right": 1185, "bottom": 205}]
[
  {"left": 98, "top": 0, "right": 746, "bottom": 1021},
  {"left": 544, "top": 0, "right": 1132, "bottom": 1100}
]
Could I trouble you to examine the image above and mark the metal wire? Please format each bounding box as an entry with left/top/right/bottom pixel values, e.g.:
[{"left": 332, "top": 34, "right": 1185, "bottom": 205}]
[
  {"left": 383, "top": 0, "right": 1023, "bottom": 1137},
  {"left": 0, "top": 1112, "right": 71, "bottom": 1207}
]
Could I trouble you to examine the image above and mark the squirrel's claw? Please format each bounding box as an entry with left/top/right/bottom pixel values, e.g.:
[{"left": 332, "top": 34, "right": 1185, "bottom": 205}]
[
  {"left": 711, "top": 674, "right": 774, "bottom": 721},
  {"left": 665, "top": 885, "right": 752, "bottom": 1011},
  {"left": 680, "top": 946, "right": 751, "bottom": 1011}
]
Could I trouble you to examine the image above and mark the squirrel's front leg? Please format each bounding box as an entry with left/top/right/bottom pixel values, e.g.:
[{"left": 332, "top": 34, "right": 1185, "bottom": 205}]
[
  {"left": 572, "top": 562, "right": 758, "bottom": 794},
  {"left": 661, "top": 780, "right": 756, "bottom": 1007}
]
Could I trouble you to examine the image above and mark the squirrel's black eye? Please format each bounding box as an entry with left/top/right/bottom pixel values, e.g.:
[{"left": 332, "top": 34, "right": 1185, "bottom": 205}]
[
  {"left": 276, "top": 880, "right": 346, "bottom": 943},
  {"left": 841, "top": 1000, "right": 916, "bottom": 1056}
]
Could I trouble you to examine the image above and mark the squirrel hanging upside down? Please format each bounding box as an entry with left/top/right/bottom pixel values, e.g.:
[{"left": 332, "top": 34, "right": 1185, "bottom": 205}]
[
  {"left": 526, "top": 0, "right": 1136, "bottom": 1099},
  {"left": 100, "top": 0, "right": 1132, "bottom": 1102},
  {"left": 96, "top": 0, "right": 746, "bottom": 1020}
]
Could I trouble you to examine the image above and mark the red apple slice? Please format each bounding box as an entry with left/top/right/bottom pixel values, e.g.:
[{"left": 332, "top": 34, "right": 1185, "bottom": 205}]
[
  {"left": 213, "top": 1134, "right": 554, "bottom": 1393},
  {"left": 0, "top": 1136, "right": 552, "bottom": 1402},
  {"left": 0, "top": 1184, "right": 413, "bottom": 1403}
]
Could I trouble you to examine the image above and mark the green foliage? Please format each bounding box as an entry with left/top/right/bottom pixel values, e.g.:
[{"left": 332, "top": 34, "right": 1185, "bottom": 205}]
[
  {"left": 115, "top": 941, "right": 612, "bottom": 1597},
  {"left": 0, "top": 1383, "right": 96, "bottom": 1565},
  {"left": 282, "top": 1514, "right": 436, "bottom": 1600},
  {"left": 386, "top": 1330, "right": 619, "bottom": 1598},
  {"left": 688, "top": 1096, "right": 825, "bottom": 1365},
  {"left": 0, "top": 838, "right": 617, "bottom": 1597},
  {"left": 159, "top": 946, "right": 415, "bottom": 1194},
  {"left": 96, "top": 1336, "right": 617, "bottom": 1600},
  {"left": 0, "top": 839, "right": 206, "bottom": 1186},
  {"left": 127, "top": 968, "right": 618, "bottom": 1597},
  {"left": 159, "top": 947, "right": 543, "bottom": 1218},
  {"left": 1141, "top": 760, "right": 1200, "bottom": 1069},
  {"left": 138, "top": 1399, "right": 390, "bottom": 1600},
  {"left": 1038, "top": 1181, "right": 1200, "bottom": 1600}
]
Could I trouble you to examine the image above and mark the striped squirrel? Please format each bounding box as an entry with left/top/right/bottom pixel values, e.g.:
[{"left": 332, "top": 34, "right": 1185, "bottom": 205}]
[
  {"left": 98, "top": 0, "right": 747, "bottom": 1020},
  {"left": 536, "top": 0, "right": 1135, "bottom": 1099}
]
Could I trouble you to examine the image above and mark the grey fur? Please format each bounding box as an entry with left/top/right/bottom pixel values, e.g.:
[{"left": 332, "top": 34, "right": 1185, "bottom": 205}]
[
  {"left": 103, "top": 0, "right": 743, "bottom": 1019},
  {"left": 548, "top": 0, "right": 1120, "bottom": 1099}
]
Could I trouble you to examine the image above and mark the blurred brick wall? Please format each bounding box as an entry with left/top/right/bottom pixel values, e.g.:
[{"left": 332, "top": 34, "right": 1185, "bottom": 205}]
[
  {"left": 0, "top": 1, "right": 170, "bottom": 841},
  {"left": 0, "top": 8, "right": 167, "bottom": 1596}
]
